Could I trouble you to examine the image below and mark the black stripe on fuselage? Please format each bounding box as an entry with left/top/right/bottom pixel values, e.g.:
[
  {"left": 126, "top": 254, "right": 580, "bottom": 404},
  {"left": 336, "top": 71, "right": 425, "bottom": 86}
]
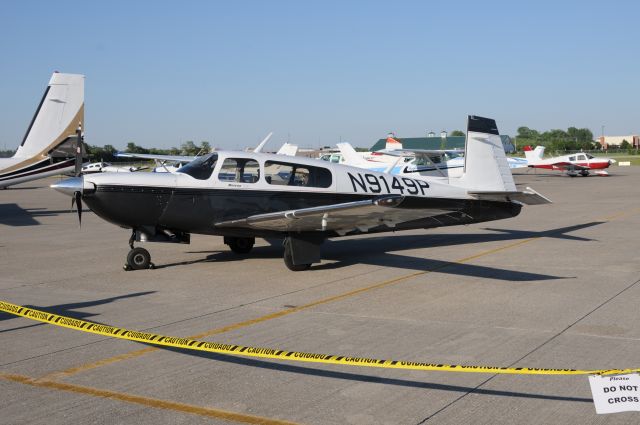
[{"left": 84, "top": 184, "right": 521, "bottom": 237}]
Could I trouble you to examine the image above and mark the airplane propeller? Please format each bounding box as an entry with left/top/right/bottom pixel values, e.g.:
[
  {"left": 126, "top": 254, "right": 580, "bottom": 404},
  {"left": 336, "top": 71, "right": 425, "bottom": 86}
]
[
  {"left": 71, "top": 190, "right": 82, "bottom": 225},
  {"left": 72, "top": 124, "right": 84, "bottom": 225}
]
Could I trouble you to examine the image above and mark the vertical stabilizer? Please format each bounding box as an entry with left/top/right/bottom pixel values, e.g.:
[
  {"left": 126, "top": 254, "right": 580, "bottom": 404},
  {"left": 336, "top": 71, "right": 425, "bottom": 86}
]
[
  {"left": 385, "top": 137, "right": 403, "bottom": 150},
  {"left": 336, "top": 143, "right": 371, "bottom": 167},
  {"left": 13, "top": 72, "right": 84, "bottom": 159},
  {"left": 456, "top": 115, "right": 516, "bottom": 191},
  {"left": 524, "top": 145, "right": 545, "bottom": 164}
]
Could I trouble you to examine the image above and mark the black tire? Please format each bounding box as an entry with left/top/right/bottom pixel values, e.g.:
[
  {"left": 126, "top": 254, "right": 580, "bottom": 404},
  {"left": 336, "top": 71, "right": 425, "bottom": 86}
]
[
  {"left": 580, "top": 170, "right": 589, "bottom": 177},
  {"left": 126, "top": 247, "right": 151, "bottom": 270},
  {"left": 283, "top": 247, "right": 311, "bottom": 271},
  {"left": 227, "top": 237, "right": 255, "bottom": 254}
]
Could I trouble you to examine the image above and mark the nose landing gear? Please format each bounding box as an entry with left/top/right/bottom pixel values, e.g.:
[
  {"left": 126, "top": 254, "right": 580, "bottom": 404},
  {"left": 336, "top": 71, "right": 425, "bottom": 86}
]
[{"left": 124, "top": 231, "right": 155, "bottom": 271}]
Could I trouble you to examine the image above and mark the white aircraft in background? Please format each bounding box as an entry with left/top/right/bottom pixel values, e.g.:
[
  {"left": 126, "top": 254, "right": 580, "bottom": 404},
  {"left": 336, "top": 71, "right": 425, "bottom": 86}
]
[
  {"left": 82, "top": 162, "right": 148, "bottom": 174},
  {"left": 523, "top": 145, "right": 616, "bottom": 176},
  {"left": 324, "top": 136, "right": 528, "bottom": 180},
  {"left": 0, "top": 72, "right": 84, "bottom": 188},
  {"left": 116, "top": 134, "right": 298, "bottom": 173},
  {"left": 52, "top": 115, "right": 550, "bottom": 271}
]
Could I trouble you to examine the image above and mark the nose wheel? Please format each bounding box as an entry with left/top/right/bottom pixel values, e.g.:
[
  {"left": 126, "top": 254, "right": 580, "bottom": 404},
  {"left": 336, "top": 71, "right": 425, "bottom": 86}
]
[
  {"left": 124, "top": 247, "right": 154, "bottom": 271},
  {"left": 124, "top": 231, "right": 154, "bottom": 270}
]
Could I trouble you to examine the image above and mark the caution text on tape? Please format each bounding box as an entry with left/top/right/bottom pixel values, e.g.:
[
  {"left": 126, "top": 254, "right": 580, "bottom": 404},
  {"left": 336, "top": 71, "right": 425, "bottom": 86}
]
[{"left": 1, "top": 300, "right": 636, "bottom": 376}]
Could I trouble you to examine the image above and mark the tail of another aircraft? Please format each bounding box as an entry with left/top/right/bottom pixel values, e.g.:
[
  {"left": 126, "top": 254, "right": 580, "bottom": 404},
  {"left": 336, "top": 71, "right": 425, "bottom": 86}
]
[
  {"left": 385, "top": 136, "right": 403, "bottom": 150},
  {"left": 336, "top": 143, "right": 372, "bottom": 167},
  {"left": 455, "top": 115, "right": 516, "bottom": 192},
  {"left": 12, "top": 72, "right": 84, "bottom": 160},
  {"left": 276, "top": 143, "right": 299, "bottom": 156},
  {"left": 523, "top": 145, "right": 545, "bottom": 164}
]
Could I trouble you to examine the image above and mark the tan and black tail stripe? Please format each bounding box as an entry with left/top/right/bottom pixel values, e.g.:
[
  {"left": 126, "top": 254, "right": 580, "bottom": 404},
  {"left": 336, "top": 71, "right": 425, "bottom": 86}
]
[
  {"left": 1, "top": 300, "right": 636, "bottom": 376},
  {"left": 0, "top": 158, "right": 75, "bottom": 182}
]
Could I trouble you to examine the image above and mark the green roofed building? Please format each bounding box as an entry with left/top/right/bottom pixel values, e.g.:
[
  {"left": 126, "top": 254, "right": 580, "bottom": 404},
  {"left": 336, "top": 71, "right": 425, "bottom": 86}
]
[{"left": 370, "top": 133, "right": 515, "bottom": 153}]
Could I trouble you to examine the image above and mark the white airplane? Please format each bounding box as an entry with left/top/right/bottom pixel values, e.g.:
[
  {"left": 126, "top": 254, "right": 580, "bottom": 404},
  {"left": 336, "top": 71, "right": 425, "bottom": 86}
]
[
  {"left": 0, "top": 72, "right": 84, "bottom": 188},
  {"left": 115, "top": 136, "right": 298, "bottom": 173},
  {"left": 523, "top": 145, "right": 616, "bottom": 176},
  {"left": 328, "top": 137, "right": 528, "bottom": 179},
  {"left": 82, "top": 162, "right": 147, "bottom": 173},
  {"left": 52, "top": 116, "right": 550, "bottom": 271}
]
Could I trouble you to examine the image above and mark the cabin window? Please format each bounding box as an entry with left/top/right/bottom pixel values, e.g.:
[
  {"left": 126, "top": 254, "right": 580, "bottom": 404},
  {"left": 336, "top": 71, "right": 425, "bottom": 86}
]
[
  {"left": 218, "top": 158, "right": 260, "bottom": 183},
  {"left": 577, "top": 154, "right": 586, "bottom": 161},
  {"left": 177, "top": 153, "right": 218, "bottom": 180},
  {"left": 568, "top": 156, "right": 576, "bottom": 161},
  {"left": 264, "top": 161, "right": 332, "bottom": 188}
]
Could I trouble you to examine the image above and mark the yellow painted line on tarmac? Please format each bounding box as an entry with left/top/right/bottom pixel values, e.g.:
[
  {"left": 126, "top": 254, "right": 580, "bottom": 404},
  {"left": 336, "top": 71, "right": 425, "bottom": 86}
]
[
  {"left": 598, "top": 206, "right": 640, "bottom": 222},
  {"left": 38, "top": 238, "right": 541, "bottom": 381},
  {"left": 1, "top": 373, "right": 299, "bottom": 425}
]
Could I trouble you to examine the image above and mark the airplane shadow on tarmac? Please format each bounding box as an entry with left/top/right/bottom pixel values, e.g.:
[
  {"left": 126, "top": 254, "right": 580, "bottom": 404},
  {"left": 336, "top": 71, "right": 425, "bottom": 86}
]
[
  {"left": 153, "top": 346, "right": 593, "bottom": 404},
  {"left": 165, "top": 221, "right": 604, "bottom": 281},
  {"left": 0, "top": 203, "right": 90, "bottom": 226},
  {"left": 0, "top": 292, "right": 155, "bottom": 334}
]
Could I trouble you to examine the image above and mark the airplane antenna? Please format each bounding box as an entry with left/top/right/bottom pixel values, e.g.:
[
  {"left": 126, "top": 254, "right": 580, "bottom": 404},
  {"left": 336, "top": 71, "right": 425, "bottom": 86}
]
[{"left": 253, "top": 132, "right": 274, "bottom": 153}]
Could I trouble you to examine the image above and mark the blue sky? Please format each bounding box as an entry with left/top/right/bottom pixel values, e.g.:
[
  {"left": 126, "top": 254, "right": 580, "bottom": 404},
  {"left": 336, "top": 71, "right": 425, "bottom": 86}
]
[{"left": 1, "top": 0, "right": 638, "bottom": 150}]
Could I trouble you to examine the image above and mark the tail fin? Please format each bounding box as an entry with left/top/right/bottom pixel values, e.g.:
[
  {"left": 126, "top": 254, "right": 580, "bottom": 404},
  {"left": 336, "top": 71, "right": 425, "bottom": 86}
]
[
  {"left": 276, "top": 143, "right": 298, "bottom": 156},
  {"left": 385, "top": 136, "right": 403, "bottom": 150},
  {"left": 456, "top": 115, "right": 516, "bottom": 191},
  {"left": 336, "top": 142, "right": 371, "bottom": 167},
  {"left": 13, "top": 72, "right": 84, "bottom": 160},
  {"left": 524, "top": 145, "right": 545, "bottom": 164}
]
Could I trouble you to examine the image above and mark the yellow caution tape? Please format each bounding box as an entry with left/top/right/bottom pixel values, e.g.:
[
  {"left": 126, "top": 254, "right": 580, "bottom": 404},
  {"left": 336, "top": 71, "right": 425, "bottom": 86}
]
[{"left": 1, "top": 300, "right": 636, "bottom": 376}]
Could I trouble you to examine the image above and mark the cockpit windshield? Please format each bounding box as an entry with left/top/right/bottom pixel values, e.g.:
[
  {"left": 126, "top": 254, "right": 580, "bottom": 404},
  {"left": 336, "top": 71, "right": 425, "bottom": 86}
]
[{"left": 177, "top": 153, "right": 218, "bottom": 180}]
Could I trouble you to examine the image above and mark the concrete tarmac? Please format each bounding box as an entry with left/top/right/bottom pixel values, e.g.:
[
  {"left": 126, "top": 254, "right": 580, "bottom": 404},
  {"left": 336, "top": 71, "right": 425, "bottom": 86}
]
[{"left": 1, "top": 167, "right": 639, "bottom": 424}]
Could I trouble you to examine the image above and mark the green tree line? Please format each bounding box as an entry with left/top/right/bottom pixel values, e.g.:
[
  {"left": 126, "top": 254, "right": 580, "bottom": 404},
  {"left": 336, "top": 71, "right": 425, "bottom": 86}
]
[
  {"left": 515, "top": 126, "right": 597, "bottom": 152},
  {"left": 86, "top": 141, "right": 211, "bottom": 162}
]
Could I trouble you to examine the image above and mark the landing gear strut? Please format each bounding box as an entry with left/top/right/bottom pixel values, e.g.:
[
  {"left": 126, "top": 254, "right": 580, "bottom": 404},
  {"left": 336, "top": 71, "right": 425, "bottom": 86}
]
[{"left": 124, "top": 230, "right": 155, "bottom": 271}]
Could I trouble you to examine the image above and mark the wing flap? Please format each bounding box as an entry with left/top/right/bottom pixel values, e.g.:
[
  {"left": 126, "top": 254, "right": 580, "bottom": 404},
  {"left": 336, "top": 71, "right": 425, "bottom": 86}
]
[{"left": 215, "top": 195, "right": 449, "bottom": 233}]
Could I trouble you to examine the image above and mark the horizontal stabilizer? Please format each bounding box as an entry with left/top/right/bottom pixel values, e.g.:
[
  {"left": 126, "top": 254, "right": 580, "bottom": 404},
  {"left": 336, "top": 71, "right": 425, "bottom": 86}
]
[{"left": 468, "top": 187, "right": 552, "bottom": 205}]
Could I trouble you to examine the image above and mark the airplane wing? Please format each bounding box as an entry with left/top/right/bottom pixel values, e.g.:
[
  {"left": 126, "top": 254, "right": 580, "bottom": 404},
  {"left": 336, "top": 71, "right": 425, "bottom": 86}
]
[
  {"left": 554, "top": 162, "right": 591, "bottom": 170},
  {"left": 215, "top": 195, "right": 450, "bottom": 234},
  {"left": 376, "top": 148, "right": 461, "bottom": 156},
  {"left": 468, "top": 187, "right": 551, "bottom": 205},
  {"left": 116, "top": 152, "right": 196, "bottom": 162},
  {"left": 531, "top": 161, "right": 590, "bottom": 171}
]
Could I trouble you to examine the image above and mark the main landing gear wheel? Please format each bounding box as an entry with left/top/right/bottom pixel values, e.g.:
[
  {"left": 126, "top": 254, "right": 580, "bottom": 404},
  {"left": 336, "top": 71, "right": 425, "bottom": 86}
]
[
  {"left": 283, "top": 246, "right": 311, "bottom": 271},
  {"left": 125, "top": 247, "right": 154, "bottom": 271},
  {"left": 580, "top": 170, "right": 589, "bottom": 177},
  {"left": 226, "top": 237, "right": 255, "bottom": 254}
]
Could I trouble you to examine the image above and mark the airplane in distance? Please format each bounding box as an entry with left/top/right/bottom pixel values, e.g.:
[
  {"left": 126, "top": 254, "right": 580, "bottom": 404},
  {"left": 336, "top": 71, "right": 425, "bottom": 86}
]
[
  {"left": 0, "top": 72, "right": 85, "bottom": 189},
  {"left": 523, "top": 145, "right": 616, "bottom": 176},
  {"left": 115, "top": 135, "right": 299, "bottom": 173},
  {"left": 82, "top": 162, "right": 148, "bottom": 174},
  {"left": 329, "top": 137, "right": 528, "bottom": 179},
  {"left": 52, "top": 116, "right": 550, "bottom": 271}
]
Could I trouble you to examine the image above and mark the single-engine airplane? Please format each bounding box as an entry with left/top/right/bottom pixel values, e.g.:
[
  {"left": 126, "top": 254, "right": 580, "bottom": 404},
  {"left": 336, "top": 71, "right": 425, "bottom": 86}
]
[
  {"left": 523, "top": 145, "right": 616, "bottom": 176},
  {"left": 0, "top": 72, "right": 84, "bottom": 188},
  {"left": 332, "top": 138, "right": 528, "bottom": 179},
  {"left": 52, "top": 116, "right": 550, "bottom": 271}
]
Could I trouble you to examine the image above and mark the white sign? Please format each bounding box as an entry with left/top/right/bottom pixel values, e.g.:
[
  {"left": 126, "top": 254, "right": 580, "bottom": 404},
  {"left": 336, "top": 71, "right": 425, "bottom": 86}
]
[{"left": 588, "top": 374, "right": 640, "bottom": 414}]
